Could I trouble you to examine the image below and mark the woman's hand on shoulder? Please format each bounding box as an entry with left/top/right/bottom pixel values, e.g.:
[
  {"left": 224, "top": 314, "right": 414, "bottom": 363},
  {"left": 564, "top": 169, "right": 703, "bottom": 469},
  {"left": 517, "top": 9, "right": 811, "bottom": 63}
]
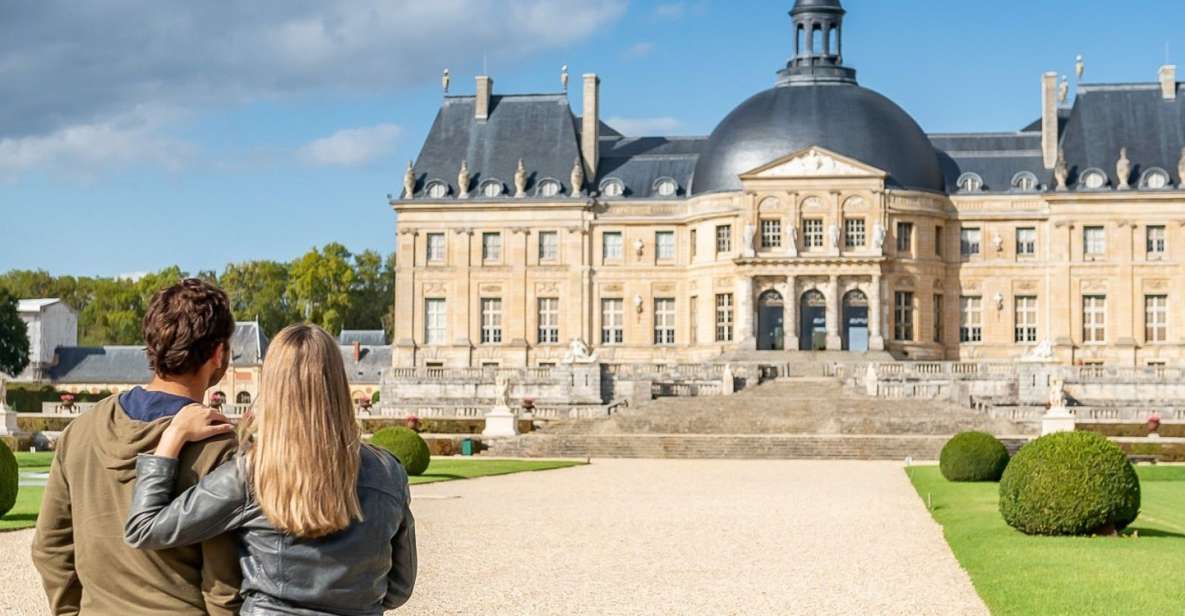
[{"left": 156, "top": 404, "right": 235, "bottom": 459}]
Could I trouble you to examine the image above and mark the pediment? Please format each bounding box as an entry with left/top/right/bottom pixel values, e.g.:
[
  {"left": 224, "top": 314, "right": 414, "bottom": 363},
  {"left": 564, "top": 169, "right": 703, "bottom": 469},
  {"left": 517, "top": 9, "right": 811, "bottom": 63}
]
[{"left": 740, "top": 146, "right": 888, "bottom": 180}]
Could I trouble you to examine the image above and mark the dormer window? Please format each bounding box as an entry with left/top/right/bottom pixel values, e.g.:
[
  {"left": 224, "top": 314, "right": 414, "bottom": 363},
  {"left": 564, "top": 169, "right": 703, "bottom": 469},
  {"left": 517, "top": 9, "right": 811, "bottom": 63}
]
[
  {"left": 1079, "top": 168, "right": 1108, "bottom": 191},
  {"left": 425, "top": 180, "right": 449, "bottom": 199},
  {"left": 1139, "top": 168, "right": 1172, "bottom": 190},
  {"left": 1011, "top": 172, "right": 1039, "bottom": 193},
  {"left": 653, "top": 177, "right": 678, "bottom": 198},
  {"left": 479, "top": 179, "right": 504, "bottom": 198},
  {"left": 536, "top": 178, "right": 562, "bottom": 198},
  {"left": 957, "top": 172, "right": 983, "bottom": 193},
  {"left": 600, "top": 178, "right": 625, "bottom": 198}
]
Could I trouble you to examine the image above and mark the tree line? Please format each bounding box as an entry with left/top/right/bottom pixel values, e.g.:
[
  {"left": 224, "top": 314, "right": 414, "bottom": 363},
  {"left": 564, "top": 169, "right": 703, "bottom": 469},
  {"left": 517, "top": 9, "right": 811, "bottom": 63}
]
[{"left": 0, "top": 243, "right": 395, "bottom": 345}]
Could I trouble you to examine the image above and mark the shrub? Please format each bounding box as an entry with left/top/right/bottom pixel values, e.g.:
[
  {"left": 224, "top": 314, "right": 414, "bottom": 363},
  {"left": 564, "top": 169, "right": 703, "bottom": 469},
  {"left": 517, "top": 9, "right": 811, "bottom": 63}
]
[
  {"left": 0, "top": 440, "right": 17, "bottom": 518},
  {"left": 939, "top": 431, "right": 1010, "bottom": 482},
  {"left": 999, "top": 431, "right": 1140, "bottom": 536},
  {"left": 370, "top": 427, "right": 431, "bottom": 476}
]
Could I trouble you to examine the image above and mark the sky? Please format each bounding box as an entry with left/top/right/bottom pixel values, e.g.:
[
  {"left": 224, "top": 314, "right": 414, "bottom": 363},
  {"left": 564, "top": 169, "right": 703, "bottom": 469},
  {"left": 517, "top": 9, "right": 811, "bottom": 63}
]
[{"left": 2, "top": 0, "right": 1183, "bottom": 278}]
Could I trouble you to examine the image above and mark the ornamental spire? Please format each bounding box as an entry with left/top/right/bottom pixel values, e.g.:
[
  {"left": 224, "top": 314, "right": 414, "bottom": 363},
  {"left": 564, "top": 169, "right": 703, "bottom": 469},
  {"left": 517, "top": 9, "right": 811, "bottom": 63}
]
[{"left": 779, "top": 0, "right": 856, "bottom": 86}]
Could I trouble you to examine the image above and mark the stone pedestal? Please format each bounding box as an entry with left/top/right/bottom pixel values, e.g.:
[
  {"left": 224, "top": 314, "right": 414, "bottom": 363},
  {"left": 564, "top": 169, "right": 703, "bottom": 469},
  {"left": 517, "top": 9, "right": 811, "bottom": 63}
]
[
  {"left": 482, "top": 405, "right": 520, "bottom": 438},
  {"left": 1041, "top": 405, "right": 1076, "bottom": 436},
  {"left": 0, "top": 407, "right": 22, "bottom": 437}
]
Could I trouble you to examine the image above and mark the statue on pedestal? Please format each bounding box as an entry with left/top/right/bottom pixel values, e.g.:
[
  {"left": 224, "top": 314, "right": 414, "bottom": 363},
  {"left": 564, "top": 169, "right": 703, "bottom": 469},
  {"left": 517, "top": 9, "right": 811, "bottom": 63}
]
[
  {"left": 403, "top": 161, "right": 416, "bottom": 199},
  {"left": 514, "top": 159, "right": 528, "bottom": 198},
  {"left": 1116, "top": 147, "right": 1131, "bottom": 190},
  {"left": 496, "top": 377, "right": 513, "bottom": 409},
  {"left": 562, "top": 338, "right": 598, "bottom": 364},
  {"left": 570, "top": 157, "right": 584, "bottom": 197},
  {"left": 872, "top": 223, "right": 887, "bottom": 251},
  {"left": 786, "top": 226, "right": 799, "bottom": 257},
  {"left": 0, "top": 373, "right": 8, "bottom": 411},
  {"left": 741, "top": 224, "right": 756, "bottom": 257},
  {"left": 1055, "top": 150, "right": 1069, "bottom": 191},
  {"left": 457, "top": 160, "right": 470, "bottom": 199},
  {"left": 1048, "top": 375, "right": 1067, "bottom": 410},
  {"left": 1177, "top": 148, "right": 1185, "bottom": 189},
  {"left": 828, "top": 223, "right": 840, "bottom": 250}
]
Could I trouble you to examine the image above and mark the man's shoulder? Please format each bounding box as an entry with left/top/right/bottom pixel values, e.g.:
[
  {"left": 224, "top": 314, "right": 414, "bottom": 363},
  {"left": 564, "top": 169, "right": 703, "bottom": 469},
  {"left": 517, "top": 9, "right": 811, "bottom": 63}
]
[{"left": 179, "top": 433, "right": 239, "bottom": 471}]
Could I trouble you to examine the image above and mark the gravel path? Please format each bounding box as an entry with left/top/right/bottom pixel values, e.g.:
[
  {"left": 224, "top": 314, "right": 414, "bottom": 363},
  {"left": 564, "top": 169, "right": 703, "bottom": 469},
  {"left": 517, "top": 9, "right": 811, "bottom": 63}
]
[{"left": 0, "top": 460, "right": 986, "bottom": 615}]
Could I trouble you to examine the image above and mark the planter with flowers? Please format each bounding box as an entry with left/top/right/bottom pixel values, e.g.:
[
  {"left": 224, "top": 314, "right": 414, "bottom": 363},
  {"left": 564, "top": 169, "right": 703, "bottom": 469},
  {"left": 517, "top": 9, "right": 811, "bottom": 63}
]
[
  {"left": 405, "top": 415, "right": 421, "bottom": 432},
  {"left": 209, "top": 392, "right": 226, "bottom": 410},
  {"left": 1146, "top": 413, "right": 1162, "bottom": 438},
  {"left": 59, "top": 393, "right": 76, "bottom": 412}
]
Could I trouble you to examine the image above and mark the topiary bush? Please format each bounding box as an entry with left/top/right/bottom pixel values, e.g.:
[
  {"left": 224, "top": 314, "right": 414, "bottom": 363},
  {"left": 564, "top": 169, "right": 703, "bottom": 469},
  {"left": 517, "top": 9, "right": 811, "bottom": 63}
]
[
  {"left": 0, "top": 439, "right": 17, "bottom": 518},
  {"left": 370, "top": 427, "right": 431, "bottom": 476},
  {"left": 999, "top": 431, "right": 1140, "bottom": 536},
  {"left": 939, "top": 431, "right": 1010, "bottom": 482}
]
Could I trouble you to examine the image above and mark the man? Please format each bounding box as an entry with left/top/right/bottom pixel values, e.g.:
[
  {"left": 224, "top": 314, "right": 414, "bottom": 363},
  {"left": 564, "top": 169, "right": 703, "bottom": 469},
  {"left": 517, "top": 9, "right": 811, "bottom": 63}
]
[{"left": 33, "top": 279, "right": 242, "bottom": 615}]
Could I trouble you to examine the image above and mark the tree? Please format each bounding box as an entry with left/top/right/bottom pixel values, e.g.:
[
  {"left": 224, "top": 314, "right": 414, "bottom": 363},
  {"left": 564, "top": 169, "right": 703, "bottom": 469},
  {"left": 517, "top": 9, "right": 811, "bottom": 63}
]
[
  {"left": 288, "top": 243, "right": 356, "bottom": 335},
  {"left": 346, "top": 249, "right": 392, "bottom": 332},
  {"left": 0, "top": 289, "right": 30, "bottom": 377},
  {"left": 220, "top": 261, "right": 297, "bottom": 337}
]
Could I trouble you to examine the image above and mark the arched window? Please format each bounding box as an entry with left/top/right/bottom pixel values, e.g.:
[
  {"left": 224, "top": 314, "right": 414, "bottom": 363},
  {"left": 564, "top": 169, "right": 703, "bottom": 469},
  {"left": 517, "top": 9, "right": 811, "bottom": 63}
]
[
  {"left": 425, "top": 180, "right": 449, "bottom": 199},
  {"left": 1011, "top": 172, "right": 1039, "bottom": 193},
  {"left": 536, "top": 178, "right": 562, "bottom": 198},
  {"left": 1078, "top": 168, "right": 1108, "bottom": 191},
  {"left": 653, "top": 177, "right": 678, "bottom": 198},
  {"left": 1139, "top": 168, "right": 1172, "bottom": 190},
  {"left": 479, "top": 179, "right": 504, "bottom": 198},
  {"left": 236, "top": 391, "right": 252, "bottom": 405},
  {"left": 600, "top": 178, "right": 626, "bottom": 198},
  {"left": 957, "top": 172, "right": 984, "bottom": 193}
]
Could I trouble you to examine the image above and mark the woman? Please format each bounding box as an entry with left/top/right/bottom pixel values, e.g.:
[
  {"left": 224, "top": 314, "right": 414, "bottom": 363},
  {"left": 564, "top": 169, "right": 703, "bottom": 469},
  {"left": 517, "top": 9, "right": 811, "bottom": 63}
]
[{"left": 124, "top": 324, "right": 416, "bottom": 615}]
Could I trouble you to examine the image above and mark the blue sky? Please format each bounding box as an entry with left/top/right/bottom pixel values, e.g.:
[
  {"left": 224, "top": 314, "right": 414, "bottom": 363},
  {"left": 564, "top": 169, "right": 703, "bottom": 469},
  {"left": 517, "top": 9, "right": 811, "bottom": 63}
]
[{"left": 3, "top": 0, "right": 1183, "bottom": 277}]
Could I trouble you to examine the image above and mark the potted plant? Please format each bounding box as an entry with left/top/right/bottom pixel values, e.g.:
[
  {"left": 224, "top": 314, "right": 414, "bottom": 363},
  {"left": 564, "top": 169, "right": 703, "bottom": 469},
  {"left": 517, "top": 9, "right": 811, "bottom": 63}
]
[
  {"left": 60, "top": 393, "right": 76, "bottom": 411},
  {"left": 1146, "top": 413, "right": 1162, "bottom": 437},
  {"left": 405, "top": 415, "right": 421, "bottom": 432},
  {"left": 356, "top": 396, "right": 373, "bottom": 414},
  {"left": 209, "top": 391, "right": 226, "bottom": 410}
]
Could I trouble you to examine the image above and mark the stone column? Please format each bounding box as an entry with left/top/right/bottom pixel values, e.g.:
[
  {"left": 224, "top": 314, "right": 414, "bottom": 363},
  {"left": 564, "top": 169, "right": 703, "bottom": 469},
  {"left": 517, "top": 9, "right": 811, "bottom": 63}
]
[
  {"left": 868, "top": 274, "right": 885, "bottom": 351},
  {"left": 826, "top": 275, "right": 843, "bottom": 351},
  {"left": 735, "top": 277, "right": 756, "bottom": 350},
  {"left": 783, "top": 277, "right": 799, "bottom": 351}
]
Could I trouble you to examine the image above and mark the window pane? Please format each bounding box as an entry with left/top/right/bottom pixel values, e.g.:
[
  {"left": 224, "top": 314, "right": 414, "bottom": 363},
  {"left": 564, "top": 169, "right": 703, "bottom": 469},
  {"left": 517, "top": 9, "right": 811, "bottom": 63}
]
[
  {"left": 689, "top": 296, "right": 698, "bottom": 345},
  {"left": 656, "top": 231, "right": 675, "bottom": 260},
  {"left": 1014, "top": 296, "right": 1037, "bottom": 343},
  {"left": 425, "top": 298, "right": 447, "bottom": 345},
  {"left": 716, "top": 225, "right": 732, "bottom": 253},
  {"left": 960, "top": 296, "right": 982, "bottom": 343},
  {"left": 482, "top": 233, "right": 502, "bottom": 261},
  {"left": 960, "top": 228, "right": 981, "bottom": 256},
  {"left": 427, "top": 233, "right": 445, "bottom": 263},
  {"left": 804, "top": 219, "right": 824, "bottom": 249},
  {"left": 601, "top": 298, "right": 624, "bottom": 344},
  {"left": 539, "top": 231, "right": 559, "bottom": 261},
  {"left": 1084, "top": 227, "right": 1106, "bottom": 256},
  {"left": 654, "top": 298, "right": 676, "bottom": 345},
  {"left": 935, "top": 226, "right": 944, "bottom": 256},
  {"left": 896, "top": 222, "right": 913, "bottom": 254},
  {"left": 481, "top": 298, "right": 502, "bottom": 344},
  {"left": 1016, "top": 228, "right": 1036, "bottom": 257},
  {"left": 760, "top": 219, "right": 782, "bottom": 249},
  {"left": 1145, "top": 295, "right": 1167, "bottom": 343},
  {"left": 933, "top": 294, "right": 944, "bottom": 343},
  {"left": 894, "top": 292, "right": 914, "bottom": 341},
  {"left": 603, "top": 232, "right": 623, "bottom": 260},
  {"left": 1147, "top": 226, "right": 1166, "bottom": 257},
  {"left": 1084, "top": 296, "right": 1106, "bottom": 343},
  {"left": 715, "top": 294, "right": 734, "bottom": 342},
  {"left": 845, "top": 218, "right": 865, "bottom": 248}
]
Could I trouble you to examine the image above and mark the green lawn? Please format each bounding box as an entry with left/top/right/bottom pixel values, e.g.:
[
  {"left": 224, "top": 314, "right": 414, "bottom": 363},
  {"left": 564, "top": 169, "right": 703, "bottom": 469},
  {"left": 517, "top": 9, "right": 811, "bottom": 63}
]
[
  {"left": 2, "top": 454, "right": 582, "bottom": 532},
  {"left": 908, "top": 465, "right": 1185, "bottom": 616}
]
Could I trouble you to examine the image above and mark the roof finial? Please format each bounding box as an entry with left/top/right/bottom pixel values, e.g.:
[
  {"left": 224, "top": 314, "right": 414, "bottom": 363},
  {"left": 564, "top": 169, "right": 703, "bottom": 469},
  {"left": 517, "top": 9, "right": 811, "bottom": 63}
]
[
  {"left": 561, "top": 65, "right": 569, "bottom": 93},
  {"left": 1116, "top": 147, "right": 1131, "bottom": 190},
  {"left": 442, "top": 68, "right": 450, "bottom": 94},
  {"left": 514, "top": 159, "right": 527, "bottom": 198},
  {"left": 1058, "top": 75, "right": 1069, "bottom": 104},
  {"left": 570, "top": 157, "right": 584, "bottom": 196},
  {"left": 1075, "top": 54, "right": 1085, "bottom": 80},
  {"left": 403, "top": 161, "right": 416, "bottom": 199},
  {"left": 457, "top": 160, "right": 470, "bottom": 199}
]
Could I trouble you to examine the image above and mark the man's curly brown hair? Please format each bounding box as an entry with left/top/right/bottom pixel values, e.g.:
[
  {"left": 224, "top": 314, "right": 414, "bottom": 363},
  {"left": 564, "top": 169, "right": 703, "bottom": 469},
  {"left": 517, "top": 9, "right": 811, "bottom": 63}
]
[{"left": 142, "top": 278, "right": 235, "bottom": 377}]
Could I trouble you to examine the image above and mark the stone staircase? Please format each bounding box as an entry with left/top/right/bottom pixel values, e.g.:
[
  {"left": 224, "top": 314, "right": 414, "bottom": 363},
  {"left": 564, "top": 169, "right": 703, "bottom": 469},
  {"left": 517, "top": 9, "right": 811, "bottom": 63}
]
[{"left": 484, "top": 377, "right": 1035, "bottom": 460}]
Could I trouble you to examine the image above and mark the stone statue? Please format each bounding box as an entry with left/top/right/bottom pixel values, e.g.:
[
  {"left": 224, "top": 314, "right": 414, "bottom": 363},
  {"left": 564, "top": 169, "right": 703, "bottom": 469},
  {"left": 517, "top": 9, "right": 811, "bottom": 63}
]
[
  {"left": 514, "top": 159, "right": 527, "bottom": 198},
  {"left": 403, "top": 161, "right": 416, "bottom": 199},
  {"left": 561, "top": 65, "right": 569, "bottom": 92},
  {"left": 992, "top": 233, "right": 1004, "bottom": 253},
  {"left": 1054, "top": 149, "right": 1069, "bottom": 191},
  {"left": 442, "top": 68, "right": 450, "bottom": 94},
  {"left": 496, "top": 377, "right": 513, "bottom": 409},
  {"left": 633, "top": 238, "right": 645, "bottom": 258},
  {"left": 562, "top": 338, "right": 598, "bottom": 364},
  {"left": 741, "top": 224, "right": 756, "bottom": 257},
  {"left": 828, "top": 223, "right": 840, "bottom": 249},
  {"left": 1177, "top": 148, "right": 1185, "bottom": 189},
  {"left": 786, "top": 226, "right": 799, "bottom": 257},
  {"left": 457, "top": 160, "right": 470, "bottom": 199},
  {"left": 1075, "top": 54, "right": 1085, "bottom": 80},
  {"left": 1048, "top": 375, "right": 1067, "bottom": 410},
  {"left": 570, "top": 157, "right": 584, "bottom": 196},
  {"left": 1116, "top": 147, "right": 1131, "bottom": 190},
  {"left": 872, "top": 223, "right": 887, "bottom": 250},
  {"left": 0, "top": 373, "right": 8, "bottom": 410},
  {"left": 1058, "top": 75, "right": 1069, "bottom": 104},
  {"left": 1023, "top": 339, "right": 1055, "bottom": 362}
]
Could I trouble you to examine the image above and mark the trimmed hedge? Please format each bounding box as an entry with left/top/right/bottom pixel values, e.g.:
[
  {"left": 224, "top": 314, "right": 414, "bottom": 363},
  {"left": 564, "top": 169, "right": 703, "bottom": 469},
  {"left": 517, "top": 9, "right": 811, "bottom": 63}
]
[
  {"left": 370, "top": 427, "right": 431, "bottom": 476},
  {"left": 999, "top": 431, "right": 1140, "bottom": 536},
  {"left": 0, "top": 440, "right": 16, "bottom": 518},
  {"left": 939, "top": 432, "right": 1010, "bottom": 482}
]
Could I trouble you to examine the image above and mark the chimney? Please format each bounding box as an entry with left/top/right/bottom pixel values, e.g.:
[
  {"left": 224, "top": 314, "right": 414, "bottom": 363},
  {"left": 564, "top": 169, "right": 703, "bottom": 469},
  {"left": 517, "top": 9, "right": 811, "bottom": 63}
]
[
  {"left": 1041, "top": 71, "right": 1059, "bottom": 170},
  {"left": 353, "top": 341, "right": 361, "bottom": 363},
  {"left": 581, "top": 73, "right": 600, "bottom": 182},
  {"left": 1160, "top": 65, "right": 1177, "bottom": 100},
  {"left": 475, "top": 75, "right": 493, "bottom": 121}
]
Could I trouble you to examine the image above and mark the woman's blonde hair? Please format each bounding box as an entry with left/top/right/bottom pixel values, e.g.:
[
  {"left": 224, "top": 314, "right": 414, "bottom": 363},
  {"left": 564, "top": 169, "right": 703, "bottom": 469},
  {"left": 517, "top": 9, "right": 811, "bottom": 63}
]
[{"left": 242, "top": 323, "right": 362, "bottom": 538}]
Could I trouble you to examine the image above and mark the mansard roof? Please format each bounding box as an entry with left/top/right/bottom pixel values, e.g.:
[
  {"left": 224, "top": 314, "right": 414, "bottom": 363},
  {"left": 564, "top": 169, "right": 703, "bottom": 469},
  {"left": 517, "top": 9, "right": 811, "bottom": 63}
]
[
  {"left": 339, "top": 329, "right": 388, "bottom": 346},
  {"left": 339, "top": 344, "right": 390, "bottom": 385},
  {"left": 930, "top": 132, "right": 1047, "bottom": 193},
  {"left": 596, "top": 136, "right": 705, "bottom": 199}
]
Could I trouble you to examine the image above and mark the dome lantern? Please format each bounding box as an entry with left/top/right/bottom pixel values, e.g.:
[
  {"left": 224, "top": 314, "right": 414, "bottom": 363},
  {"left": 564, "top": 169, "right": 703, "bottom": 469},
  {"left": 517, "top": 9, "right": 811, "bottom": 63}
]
[{"left": 780, "top": 0, "right": 856, "bottom": 86}]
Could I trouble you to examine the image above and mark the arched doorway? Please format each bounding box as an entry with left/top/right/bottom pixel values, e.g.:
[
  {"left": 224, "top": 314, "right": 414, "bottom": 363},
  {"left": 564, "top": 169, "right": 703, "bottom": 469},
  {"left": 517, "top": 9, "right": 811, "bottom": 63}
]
[
  {"left": 757, "top": 290, "right": 785, "bottom": 350},
  {"left": 843, "top": 289, "right": 870, "bottom": 352},
  {"left": 799, "top": 290, "right": 827, "bottom": 351}
]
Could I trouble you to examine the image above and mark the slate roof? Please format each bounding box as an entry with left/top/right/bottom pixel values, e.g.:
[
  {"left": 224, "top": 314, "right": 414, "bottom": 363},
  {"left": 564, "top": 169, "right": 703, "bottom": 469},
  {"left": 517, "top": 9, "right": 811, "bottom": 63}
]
[
  {"left": 410, "top": 93, "right": 584, "bottom": 199},
  {"left": 597, "top": 136, "right": 705, "bottom": 199},
  {"left": 49, "top": 346, "right": 152, "bottom": 384},
  {"left": 339, "top": 345, "right": 391, "bottom": 385},
  {"left": 929, "top": 132, "right": 1048, "bottom": 194},
  {"left": 339, "top": 330, "right": 388, "bottom": 346}
]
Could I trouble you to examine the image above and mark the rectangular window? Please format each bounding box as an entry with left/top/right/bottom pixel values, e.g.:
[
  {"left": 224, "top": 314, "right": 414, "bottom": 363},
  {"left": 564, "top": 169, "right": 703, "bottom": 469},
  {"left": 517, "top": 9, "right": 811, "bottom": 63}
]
[
  {"left": 896, "top": 222, "right": 914, "bottom": 255},
  {"left": 656, "top": 231, "right": 676, "bottom": 261},
  {"left": 1083, "top": 295, "right": 1107, "bottom": 343},
  {"left": 539, "top": 231, "right": 559, "bottom": 262},
  {"left": 715, "top": 293, "right": 734, "bottom": 342},
  {"left": 538, "top": 298, "right": 559, "bottom": 344},
  {"left": 425, "top": 298, "right": 447, "bottom": 345},
  {"left": 894, "top": 292, "right": 914, "bottom": 341},
  {"left": 933, "top": 294, "right": 944, "bottom": 343},
  {"left": 935, "top": 226, "right": 944, "bottom": 257},
  {"left": 689, "top": 296, "right": 698, "bottom": 345},
  {"left": 803, "top": 219, "right": 824, "bottom": 249},
  {"left": 959, "top": 296, "right": 982, "bottom": 343},
  {"left": 690, "top": 229, "right": 698, "bottom": 259},
  {"left": 1147, "top": 226, "right": 1166, "bottom": 259},
  {"left": 601, "top": 298, "right": 624, "bottom": 344},
  {"left": 481, "top": 232, "right": 502, "bottom": 263},
  {"left": 480, "top": 298, "right": 502, "bottom": 344},
  {"left": 603, "top": 232, "right": 623, "bottom": 261},
  {"left": 1084, "top": 226, "right": 1106, "bottom": 257},
  {"left": 715, "top": 225, "right": 732, "bottom": 254},
  {"left": 960, "top": 228, "right": 981, "bottom": 257},
  {"left": 1146, "top": 295, "right": 1168, "bottom": 343},
  {"left": 1016, "top": 228, "right": 1037, "bottom": 258},
  {"left": 1015, "top": 296, "right": 1038, "bottom": 343},
  {"left": 426, "top": 233, "right": 446, "bottom": 263},
  {"left": 844, "top": 218, "right": 866, "bottom": 248},
  {"left": 760, "top": 219, "right": 782, "bottom": 249},
  {"left": 654, "top": 298, "right": 676, "bottom": 345}
]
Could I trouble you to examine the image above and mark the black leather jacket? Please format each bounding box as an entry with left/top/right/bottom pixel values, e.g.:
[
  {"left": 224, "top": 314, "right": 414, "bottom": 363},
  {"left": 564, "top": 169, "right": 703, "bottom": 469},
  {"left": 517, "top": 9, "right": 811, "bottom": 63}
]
[{"left": 125, "top": 445, "right": 416, "bottom": 615}]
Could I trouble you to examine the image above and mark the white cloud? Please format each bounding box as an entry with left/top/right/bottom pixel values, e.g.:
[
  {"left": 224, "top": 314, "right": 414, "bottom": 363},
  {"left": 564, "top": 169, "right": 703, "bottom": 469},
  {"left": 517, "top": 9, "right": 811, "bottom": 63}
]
[
  {"left": 623, "top": 42, "right": 655, "bottom": 60},
  {"left": 604, "top": 116, "right": 684, "bottom": 137},
  {"left": 298, "top": 123, "right": 401, "bottom": 167}
]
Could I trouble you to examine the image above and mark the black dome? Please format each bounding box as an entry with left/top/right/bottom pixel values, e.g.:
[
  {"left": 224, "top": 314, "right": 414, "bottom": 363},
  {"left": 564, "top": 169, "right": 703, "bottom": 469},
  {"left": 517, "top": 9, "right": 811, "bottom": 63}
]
[{"left": 692, "top": 83, "right": 946, "bottom": 195}]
